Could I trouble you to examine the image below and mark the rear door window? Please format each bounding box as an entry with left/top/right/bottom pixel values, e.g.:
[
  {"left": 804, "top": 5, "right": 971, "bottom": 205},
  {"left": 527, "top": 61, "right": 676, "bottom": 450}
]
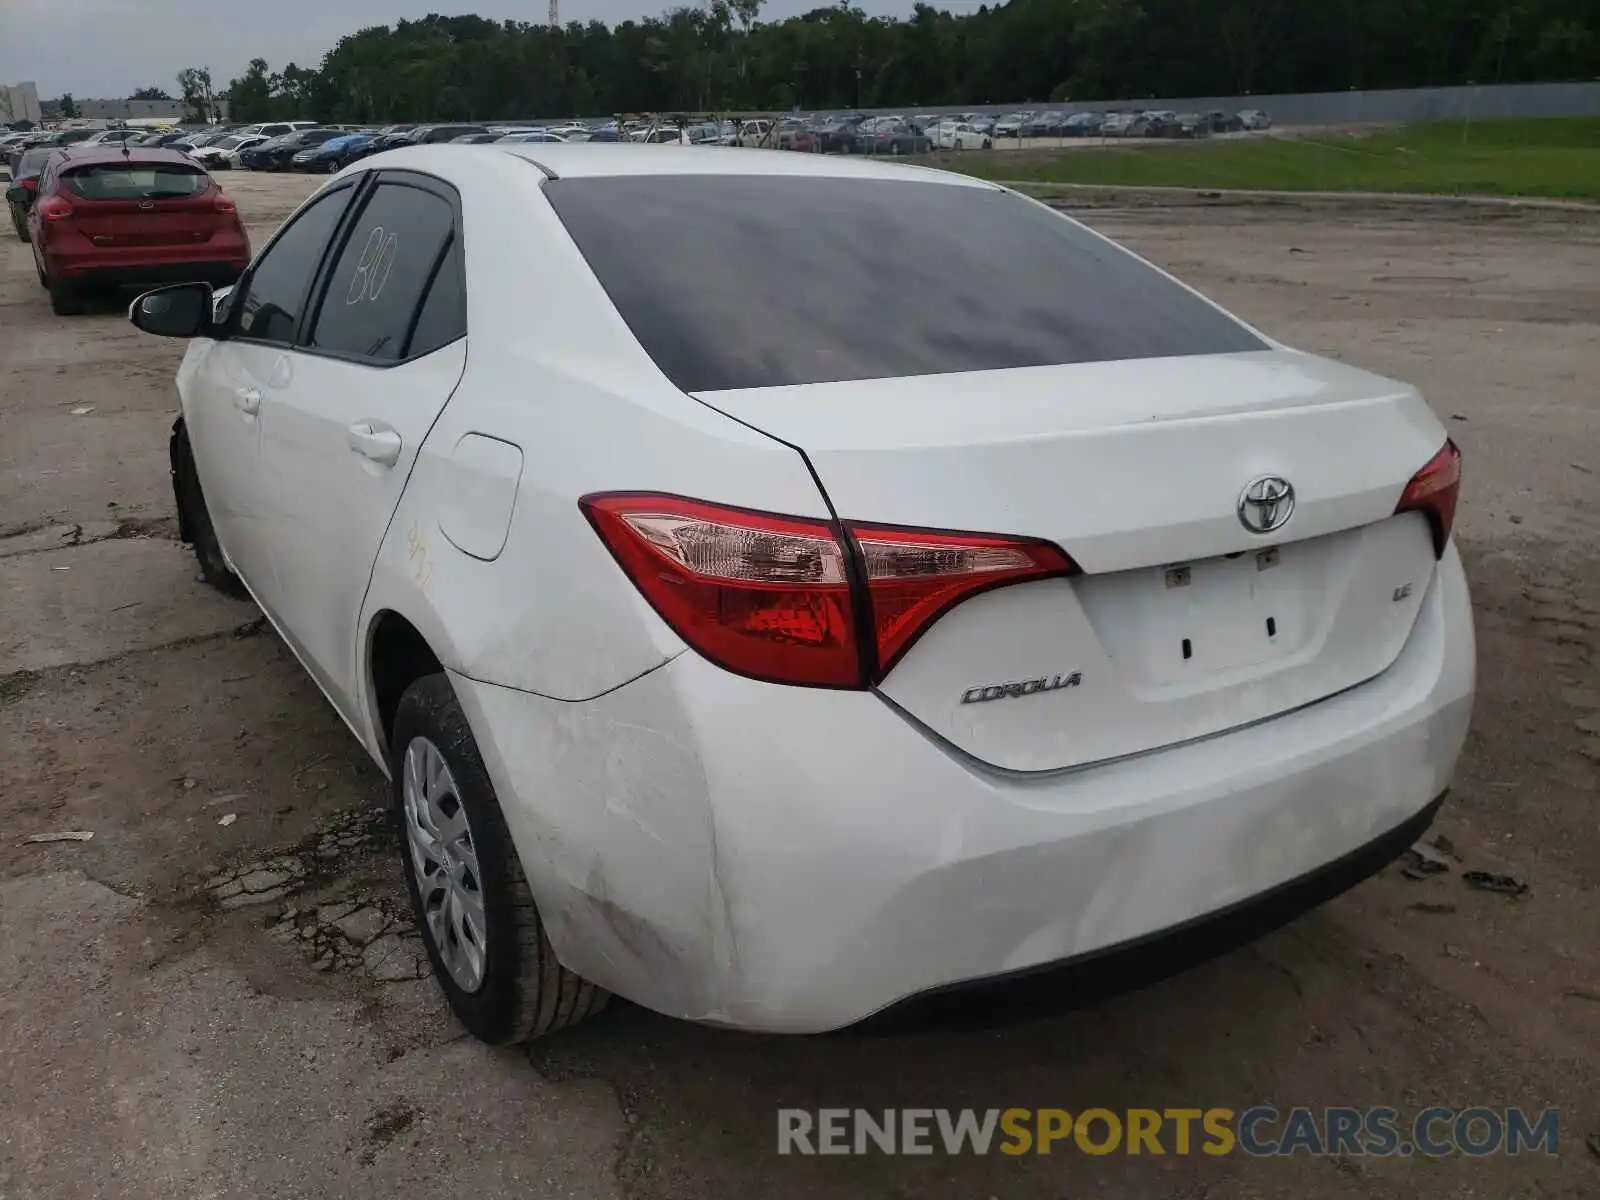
[
  {"left": 546, "top": 175, "right": 1266, "bottom": 393},
  {"left": 304, "top": 178, "right": 458, "bottom": 363},
  {"left": 405, "top": 235, "right": 466, "bottom": 358},
  {"left": 60, "top": 162, "right": 209, "bottom": 200}
]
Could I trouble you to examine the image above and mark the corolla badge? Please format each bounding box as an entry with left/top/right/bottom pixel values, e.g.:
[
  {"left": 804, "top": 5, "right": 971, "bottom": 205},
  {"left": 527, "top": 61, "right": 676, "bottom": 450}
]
[{"left": 961, "top": 671, "right": 1083, "bottom": 705}]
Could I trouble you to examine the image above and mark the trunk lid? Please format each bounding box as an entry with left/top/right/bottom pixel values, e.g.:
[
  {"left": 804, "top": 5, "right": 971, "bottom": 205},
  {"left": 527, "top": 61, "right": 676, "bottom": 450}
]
[
  {"left": 695, "top": 349, "right": 1448, "bottom": 772},
  {"left": 62, "top": 162, "right": 222, "bottom": 247}
]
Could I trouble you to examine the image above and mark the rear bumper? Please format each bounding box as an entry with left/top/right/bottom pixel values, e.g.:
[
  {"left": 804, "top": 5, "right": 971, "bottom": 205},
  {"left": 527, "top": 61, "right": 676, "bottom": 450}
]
[
  {"left": 870, "top": 789, "right": 1445, "bottom": 1027},
  {"left": 50, "top": 259, "right": 245, "bottom": 287},
  {"left": 46, "top": 227, "right": 249, "bottom": 285},
  {"left": 452, "top": 543, "right": 1474, "bottom": 1033}
]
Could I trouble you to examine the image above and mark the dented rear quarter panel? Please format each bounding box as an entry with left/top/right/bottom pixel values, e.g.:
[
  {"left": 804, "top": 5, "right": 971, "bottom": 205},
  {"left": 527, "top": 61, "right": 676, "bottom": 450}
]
[{"left": 447, "top": 663, "right": 732, "bottom": 1020}]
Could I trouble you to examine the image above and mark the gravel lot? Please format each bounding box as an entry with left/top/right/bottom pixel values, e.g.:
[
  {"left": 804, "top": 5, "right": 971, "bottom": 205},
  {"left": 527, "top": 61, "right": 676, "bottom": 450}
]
[{"left": 1, "top": 168, "right": 1597, "bottom": 1199}]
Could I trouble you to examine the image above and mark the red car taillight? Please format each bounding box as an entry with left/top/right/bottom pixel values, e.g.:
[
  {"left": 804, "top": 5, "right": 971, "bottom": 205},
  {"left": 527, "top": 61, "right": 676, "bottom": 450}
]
[
  {"left": 580, "top": 493, "right": 1073, "bottom": 688},
  {"left": 1395, "top": 439, "right": 1462, "bottom": 558},
  {"left": 37, "top": 195, "right": 73, "bottom": 222},
  {"left": 214, "top": 196, "right": 237, "bottom": 215},
  {"left": 17, "top": 178, "right": 37, "bottom": 192}
]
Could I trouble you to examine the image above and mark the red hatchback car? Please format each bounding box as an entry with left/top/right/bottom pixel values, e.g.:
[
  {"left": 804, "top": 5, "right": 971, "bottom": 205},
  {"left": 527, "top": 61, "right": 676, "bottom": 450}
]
[{"left": 15, "top": 147, "right": 250, "bottom": 315}]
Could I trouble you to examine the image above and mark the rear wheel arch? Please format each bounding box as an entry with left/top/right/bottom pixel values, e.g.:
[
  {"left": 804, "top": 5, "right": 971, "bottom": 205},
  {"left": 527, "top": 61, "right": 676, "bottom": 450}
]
[
  {"left": 389, "top": 671, "right": 609, "bottom": 1041},
  {"left": 368, "top": 609, "right": 446, "bottom": 750}
]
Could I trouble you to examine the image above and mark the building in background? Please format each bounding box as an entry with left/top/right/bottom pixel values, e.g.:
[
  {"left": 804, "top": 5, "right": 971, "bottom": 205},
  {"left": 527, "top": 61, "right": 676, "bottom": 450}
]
[
  {"left": 1, "top": 81, "right": 44, "bottom": 126},
  {"left": 37, "top": 97, "right": 230, "bottom": 123}
]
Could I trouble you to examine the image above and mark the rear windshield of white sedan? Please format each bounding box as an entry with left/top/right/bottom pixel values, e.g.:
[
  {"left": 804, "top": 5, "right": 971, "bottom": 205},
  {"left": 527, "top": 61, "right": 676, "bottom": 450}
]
[{"left": 546, "top": 175, "right": 1265, "bottom": 391}]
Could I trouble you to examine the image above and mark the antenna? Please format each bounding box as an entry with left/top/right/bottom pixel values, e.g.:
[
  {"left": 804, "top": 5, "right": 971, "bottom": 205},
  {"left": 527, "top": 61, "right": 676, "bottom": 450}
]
[{"left": 549, "top": 0, "right": 558, "bottom": 28}]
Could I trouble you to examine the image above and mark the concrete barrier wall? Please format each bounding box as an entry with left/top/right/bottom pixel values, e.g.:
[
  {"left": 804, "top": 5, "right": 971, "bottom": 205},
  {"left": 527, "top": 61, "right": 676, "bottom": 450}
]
[
  {"left": 1049, "top": 81, "right": 1600, "bottom": 125},
  {"left": 522, "top": 80, "right": 1600, "bottom": 126}
]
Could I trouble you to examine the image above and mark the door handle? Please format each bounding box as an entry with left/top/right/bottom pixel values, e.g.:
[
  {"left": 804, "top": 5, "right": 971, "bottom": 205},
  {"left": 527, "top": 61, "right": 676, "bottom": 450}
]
[
  {"left": 235, "top": 387, "right": 262, "bottom": 415},
  {"left": 347, "top": 420, "right": 402, "bottom": 467}
]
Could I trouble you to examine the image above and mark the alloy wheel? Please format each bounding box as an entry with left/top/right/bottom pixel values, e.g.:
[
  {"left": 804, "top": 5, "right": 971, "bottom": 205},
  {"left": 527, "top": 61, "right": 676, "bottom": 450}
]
[{"left": 401, "top": 736, "right": 488, "bottom": 992}]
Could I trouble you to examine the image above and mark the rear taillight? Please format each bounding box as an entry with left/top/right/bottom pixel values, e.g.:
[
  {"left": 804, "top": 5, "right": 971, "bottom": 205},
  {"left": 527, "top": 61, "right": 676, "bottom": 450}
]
[
  {"left": 1395, "top": 439, "right": 1461, "bottom": 557},
  {"left": 852, "top": 524, "right": 1074, "bottom": 672},
  {"left": 582, "top": 495, "right": 860, "bottom": 686},
  {"left": 580, "top": 493, "right": 1073, "bottom": 688},
  {"left": 37, "top": 196, "right": 73, "bottom": 222},
  {"left": 18, "top": 178, "right": 36, "bottom": 192},
  {"left": 214, "top": 196, "right": 236, "bottom": 214}
]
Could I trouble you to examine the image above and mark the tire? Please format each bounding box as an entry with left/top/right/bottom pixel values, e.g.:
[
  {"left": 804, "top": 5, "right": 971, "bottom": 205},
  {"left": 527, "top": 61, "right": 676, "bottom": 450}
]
[
  {"left": 326, "top": 158, "right": 341, "bottom": 173},
  {"left": 11, "top": 210, "right": 27, "bottom": 243},
  {"left": 47, "top": 276, "right": 85, "bottom": 316},
  {"left": 983, "top": 138, "right": 993, "bottom": 150},
  {"left": 391, "top": 674, "right": 609, "bottom": 1044},
  {"left": 170, "top": 420, "right": 246, "bottom": 597}
]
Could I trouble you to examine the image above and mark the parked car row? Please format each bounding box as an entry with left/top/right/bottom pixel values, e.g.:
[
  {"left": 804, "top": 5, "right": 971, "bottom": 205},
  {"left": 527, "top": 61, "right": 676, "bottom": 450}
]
[
  {"left": 230, "top": 122, "right": 628, "bottom": 172},
  {"left": 671, "top": 105, "right": 1269, "bottom": 154},
  {"left": 4, "top": 120, "right": 583, "bottom": 182},
  {"left": 4, "top": 105, "right": 1273, "bottom": 184},
  {"left": 931, "top": 107, "right": 1272, "bottom": 140}
]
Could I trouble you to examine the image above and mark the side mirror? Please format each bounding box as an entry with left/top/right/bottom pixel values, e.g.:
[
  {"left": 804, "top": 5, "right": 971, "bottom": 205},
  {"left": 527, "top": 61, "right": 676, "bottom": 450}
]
[
  {"left": 5, "top": 184, "right": 30, "bottom": 205},
  {"left": 129, "top": 282, "right": 214, "bottom": 339}
]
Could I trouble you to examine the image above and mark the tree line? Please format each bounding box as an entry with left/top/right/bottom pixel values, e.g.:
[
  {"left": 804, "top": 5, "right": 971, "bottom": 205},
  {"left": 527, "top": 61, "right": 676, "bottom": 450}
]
[{"left": 190, "top": 0, "right": 1597, "bottom": 123}]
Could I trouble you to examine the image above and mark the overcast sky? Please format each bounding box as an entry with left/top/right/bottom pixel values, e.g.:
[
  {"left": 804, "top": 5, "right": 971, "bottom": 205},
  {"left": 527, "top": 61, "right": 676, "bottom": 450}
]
[{"left": 1, "top": 0, "right": 969, "bottom": 98}]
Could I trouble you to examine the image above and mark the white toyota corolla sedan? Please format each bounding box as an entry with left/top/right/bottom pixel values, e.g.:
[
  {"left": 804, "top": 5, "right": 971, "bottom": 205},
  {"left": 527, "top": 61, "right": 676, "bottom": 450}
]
[{"left": 129, "top": 144, "right": 1474, "bottom": 1041}]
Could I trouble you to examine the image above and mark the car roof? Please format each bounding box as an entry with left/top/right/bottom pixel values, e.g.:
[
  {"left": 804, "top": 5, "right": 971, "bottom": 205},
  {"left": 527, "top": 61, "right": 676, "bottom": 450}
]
[
  {"left": 371, "top": 142, "right": 995, "bottom": 186},
  {"left": 51, "top": 145, "right": 205, "bottom": 167}
]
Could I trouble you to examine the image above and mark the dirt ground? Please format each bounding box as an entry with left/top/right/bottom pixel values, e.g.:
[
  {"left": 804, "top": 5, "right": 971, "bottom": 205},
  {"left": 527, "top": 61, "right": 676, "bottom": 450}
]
[{"left": 1, "top": 169, "right": 1597, "bottom": 1199}]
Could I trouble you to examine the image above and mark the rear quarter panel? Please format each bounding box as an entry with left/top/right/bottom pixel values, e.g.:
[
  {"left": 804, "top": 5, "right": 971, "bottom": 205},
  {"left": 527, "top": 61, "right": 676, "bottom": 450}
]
[{"left": 357, "top": 149, "right": 830, "bottom": 733}]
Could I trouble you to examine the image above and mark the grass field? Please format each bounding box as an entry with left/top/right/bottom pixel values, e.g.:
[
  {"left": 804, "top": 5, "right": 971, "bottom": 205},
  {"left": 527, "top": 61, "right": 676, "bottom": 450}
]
[{"left": 928, "top": 118, "right": 1600, "bottom": 200}]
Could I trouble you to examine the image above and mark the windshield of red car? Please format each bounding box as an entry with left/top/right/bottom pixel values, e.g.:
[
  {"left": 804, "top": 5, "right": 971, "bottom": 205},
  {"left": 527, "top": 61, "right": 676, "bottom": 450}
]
[{"left": 60, "top": 163, "right": 210, "bottom": 201}]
